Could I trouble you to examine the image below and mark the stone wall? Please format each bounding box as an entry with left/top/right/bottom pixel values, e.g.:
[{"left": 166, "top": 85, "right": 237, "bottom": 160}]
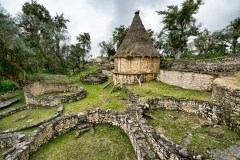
[
  {"left": 0, "top": 132, "right": 25, "bottom": 148},
  {"left": 101, "top": 64, "right": 114, "bottom": 76},
  {"left": 2, "top": 106, "right": 239, "bottom": 160},
  {"left": 156, "top": 70, "right": 215, "bottom": 91},
  {"left": 2, "top": 113, "right": 81, "bottom": 160},
  {"left": 212, "top": 78, "right": 240, "bottom": 113},
  {"left": 86, "top": 108, "right": 157, "bottom": 159},
  {"left": 23, "top": 82, "right": 86, "bottom": 107},
  {"left": 161, "top": 54, "right": 240, "bottom": 73},
  {"left": 0, "top": 104, "right": 63, "bottom": 134},
  {"left": 136, "top": 104, "right": 189, "bottom": 159},
  {"left": 2, "top": 109, "right": 159, "bottom": 160},
  {"left": 114, "top": 57, "right": 160, "bottom": 74},
  {"left": 146, "top": 97, "right": 221, "bottom": 123},
  {"left": 80, "top": 73, "right": 108, "bottom": 84}
]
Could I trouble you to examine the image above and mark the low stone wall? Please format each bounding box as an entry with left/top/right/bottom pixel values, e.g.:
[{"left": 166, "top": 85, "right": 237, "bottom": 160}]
[
  {"left": 0, "top": 132, "right": 25, "bottom": 148},
  {"left": 23, "top": 82, "right": 86, "bottom": 107},
  {"left": 156, "top": 70, "right": 215, "bottom": 91},
  {"left": 86, "top": 108, "right": 157, "bottom": 159},
  {"left": 161, "top": 54, "right": 240, "bottom": 73},
  {"left": 2, "top": 109, "right": 158, "bottom": 160},
  {"left": 136, "top": 104, "right": 189, "bottom": 159},
  {"left": 101, "top": 64, "right": 114, "bottom": 76},
  {"left": 2, "top": 105, "right": 239, "bottom": 160},
  {"left": 80, "top": 72, "right": 108, "bottom": 84},
  {"left": 0, "top": 104, "right": 63, "bottom": 134},
  {"left": 146, "top": 97, "right": 240, "bottom": 131},
  {"left": 2, "top": 113, "right": 81, "bottom": 160},
  {"left": 212, "top": 78, "right": 240, "bottom": 113},
  {"left": 146, "top": 97, "right": 221, "bottom": 123}
]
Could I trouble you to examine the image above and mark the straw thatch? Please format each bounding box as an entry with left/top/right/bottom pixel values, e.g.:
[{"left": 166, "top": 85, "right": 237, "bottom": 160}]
[{"left": 115, "top": 11, "right": 160, "bottom": 58}]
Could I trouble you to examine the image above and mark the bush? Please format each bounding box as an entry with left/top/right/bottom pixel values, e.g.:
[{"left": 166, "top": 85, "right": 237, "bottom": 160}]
[{"left": 0, "top": 78, "right": 16, "bottom": 93}]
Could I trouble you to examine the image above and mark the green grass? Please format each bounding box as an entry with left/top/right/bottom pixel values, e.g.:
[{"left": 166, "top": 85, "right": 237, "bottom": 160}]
[
  {"left": 0, "top": 148, "right": 9, "bottom": 159},
  {"left": 127, "top": 80, "right": 211, "bottom": 103},
  {"left": 0, "top": 108, "right": 57, "bottom": 131},
  {"left": 147, "top": 108, "right": 239, "bottom": 152},
  {"left": 0, "top": 89, "right": 24, "bottom": 101},
  {"left": 30, "top": 124, "right": 137, "bottom": 160},
  {"left": 63, "top": 67, "right": 128, "bottom": 114}
]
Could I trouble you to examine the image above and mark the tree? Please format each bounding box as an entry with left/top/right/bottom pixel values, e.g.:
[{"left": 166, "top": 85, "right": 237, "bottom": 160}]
[
  {"left": 227, "top": 17, "right": 240, "bottom": 54},
  {"left": 194, "top": 29, "right": 216, "bottom": 54},
  {"left": 18, "top": 0, "right": 70, "bottom": 73},
  {"left": 76, "top": 32, "right": 92, "bottom": 69},
  {"left": 68, "top": 32, "right": 91, "bottom": 73},
  {"left": 0, "top": 5, "right": 33, "bottom": 88},
  {"left": 112, "top": 25, "right": 129, "bottom": 49},
  {"left": 157, "top": 0, "right": 203, "bottom": 59},
  {"left": 98, "top": 40, "right": 116, "bottom": 60}
]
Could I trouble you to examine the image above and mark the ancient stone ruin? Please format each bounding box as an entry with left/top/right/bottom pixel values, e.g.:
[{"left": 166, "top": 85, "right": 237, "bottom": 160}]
[
  {"left": 80, "top": 72, "right": 108, "bottom": 84},
  {"left": 23, "top": 82, "right": 86, "bottom": 107}
]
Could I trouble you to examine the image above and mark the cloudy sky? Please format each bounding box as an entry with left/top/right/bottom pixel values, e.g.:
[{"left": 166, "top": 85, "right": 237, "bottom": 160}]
[{"left": 1, "top": 0, "right": 240, "bottom": 58}]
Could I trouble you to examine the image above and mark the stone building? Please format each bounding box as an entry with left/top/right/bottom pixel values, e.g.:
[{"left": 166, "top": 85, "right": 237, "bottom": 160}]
[{"left": 113, "top": 11, "right": 160, "bottom": 86}]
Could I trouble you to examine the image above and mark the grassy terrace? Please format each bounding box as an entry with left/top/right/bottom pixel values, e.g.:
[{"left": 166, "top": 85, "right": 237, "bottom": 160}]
[
  {"left": 0, "top": 108, "right": 57, "bottom": 131},
  {"left": 127, "top": 80, "right": 212, "bottom": 103},
  {"left": 63, "top": 66, "right": 129, "bottom": 114},
  {"left": 147, "top": 108, "right": 239, "bottom": 153}
]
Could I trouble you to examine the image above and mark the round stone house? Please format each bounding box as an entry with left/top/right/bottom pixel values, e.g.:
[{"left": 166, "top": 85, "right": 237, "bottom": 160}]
[{"left": 113, "top": 11, "right": 160, "bottom": 86}]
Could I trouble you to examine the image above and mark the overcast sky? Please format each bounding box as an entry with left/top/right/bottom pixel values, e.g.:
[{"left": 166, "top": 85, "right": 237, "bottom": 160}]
[{"left": 1, "top": 0, "right": 240, "bottom": 58}]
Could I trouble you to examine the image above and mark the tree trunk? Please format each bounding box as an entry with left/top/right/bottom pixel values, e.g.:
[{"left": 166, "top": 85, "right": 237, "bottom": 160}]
[
  {"left": 176, "top": 50, "right": 181, "bottom": 59},
  {"left": 4, "top": 57, "right": 27, "bottom": 85},
  {"left": 232, "top": 37, "right": 238, "bottom": 54}
]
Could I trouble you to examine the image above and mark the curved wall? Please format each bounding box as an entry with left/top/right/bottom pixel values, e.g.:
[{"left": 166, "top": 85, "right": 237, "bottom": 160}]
[{"left": 23, "top": 82, "right": 86, "bottom": 107}]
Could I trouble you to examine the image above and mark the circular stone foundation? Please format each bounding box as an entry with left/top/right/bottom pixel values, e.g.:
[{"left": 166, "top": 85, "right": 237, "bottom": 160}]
[
  {"left": 80, "top": 72, "right": 108, "bottom": 84},
  {"left": 23, "top": 82, "right": 86, "bottom": 107}
]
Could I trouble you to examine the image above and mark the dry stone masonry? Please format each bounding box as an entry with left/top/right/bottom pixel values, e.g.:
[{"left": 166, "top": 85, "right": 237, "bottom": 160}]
[
  {"left": 160, "top": 54, "right": 240, "bottom": 73},
  {"left": 0, "top": 132, "right": 25, "bottom": 148},
  {"left": 212, "top": 77, "right": 240, "bottom": 113},
  {"left": 2, "top": 103, "right": 240, "bottom": 159},
  {"left": 23, "top": 82, "right": 86, "bottom": 107},
  {"left": 80, "top": 72, "right": 108, "bottom": 84},
  {"left": 0, "top": 104, "right": 63, "bottom": 134},
  {"left": 157, "top": 70, "right": 215, "bottom": 91}
]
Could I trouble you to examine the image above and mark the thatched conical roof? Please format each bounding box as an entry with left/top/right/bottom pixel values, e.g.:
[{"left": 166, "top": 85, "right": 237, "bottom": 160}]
[{"left": 115, "top": 11, "right": 160, "bottom": 58}]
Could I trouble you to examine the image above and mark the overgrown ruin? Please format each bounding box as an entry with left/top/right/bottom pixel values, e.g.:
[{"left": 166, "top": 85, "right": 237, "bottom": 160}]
[{"left": 1, "top": 11, "right": 240, "bottom": 160}]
